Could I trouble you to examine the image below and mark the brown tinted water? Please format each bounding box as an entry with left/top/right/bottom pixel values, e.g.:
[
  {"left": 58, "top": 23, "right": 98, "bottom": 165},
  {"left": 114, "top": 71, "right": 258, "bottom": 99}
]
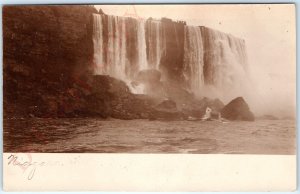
[{"left": 3, "top": 118, "right": 296, "bottom": 154}]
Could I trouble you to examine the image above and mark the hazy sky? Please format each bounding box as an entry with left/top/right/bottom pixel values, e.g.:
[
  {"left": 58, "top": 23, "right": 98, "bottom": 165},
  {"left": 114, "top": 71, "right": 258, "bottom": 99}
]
[{"left": 95, "top": 4, "right": 296, "bottom": 117}]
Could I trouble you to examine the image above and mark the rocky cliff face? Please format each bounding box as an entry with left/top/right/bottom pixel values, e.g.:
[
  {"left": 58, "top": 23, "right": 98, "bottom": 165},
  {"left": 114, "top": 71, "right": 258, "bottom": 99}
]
[{"left": 3, "top": 5, "right": 97, "bottom": 117}]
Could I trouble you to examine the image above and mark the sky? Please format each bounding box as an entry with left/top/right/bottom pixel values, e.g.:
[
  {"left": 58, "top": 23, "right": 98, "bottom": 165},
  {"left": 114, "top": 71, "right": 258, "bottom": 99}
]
[{"left": 95, "top": 4, "right": 296, "bottom": 117}]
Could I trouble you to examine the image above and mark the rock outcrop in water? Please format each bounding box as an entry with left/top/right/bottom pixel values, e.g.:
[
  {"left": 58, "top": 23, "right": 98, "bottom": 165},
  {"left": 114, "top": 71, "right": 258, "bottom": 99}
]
[{"left": 221, "top": 97, "right": 255, "bottom": 121}]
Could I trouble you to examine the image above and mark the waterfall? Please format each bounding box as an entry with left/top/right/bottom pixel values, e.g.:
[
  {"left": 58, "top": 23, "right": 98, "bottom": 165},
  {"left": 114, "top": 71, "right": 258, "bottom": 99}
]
[
  {"left": 145, "top": 20, "right": 163, "bottom": 69},
  {"left": 201, "top": 27, "right": 248, "bottom": 89},
  {"left": 92, "top": 14, "right": 105, "bottom": 74},
  {"left": 93, "top": 14, "right": 152, "bottom": 80},
  {"left": 137, "top": 20, "right": 149, "bottom": 71},
  {"left": 106, "top": 16, "right": 127, "bottom": 80},
  {"left": 183, "top": 26, "right": 204, "bottom": 93},
  {"left": 92, "top": 14, "right": 249, "bottom": 100},
  {"left": 200, "top": 26, "right": 249, "bottom": 100},
  {"left": 92, "top": 14, "right": 153, "bottom": 94},
  {"left": 155, "top": 22, "right": 162, "bottom": 69}
]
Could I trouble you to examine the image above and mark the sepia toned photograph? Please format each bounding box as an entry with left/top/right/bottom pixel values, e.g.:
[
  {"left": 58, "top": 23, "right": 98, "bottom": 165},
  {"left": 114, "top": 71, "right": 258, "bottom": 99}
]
[{"left": 3, "top": 4, "right": 296, "bottom": 155}]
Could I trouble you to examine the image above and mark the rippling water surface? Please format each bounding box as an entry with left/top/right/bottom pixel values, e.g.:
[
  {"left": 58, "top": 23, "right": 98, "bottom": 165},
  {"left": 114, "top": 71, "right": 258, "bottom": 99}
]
[{"left": 4, "top": 118, "right": 296, "bottom": 154}]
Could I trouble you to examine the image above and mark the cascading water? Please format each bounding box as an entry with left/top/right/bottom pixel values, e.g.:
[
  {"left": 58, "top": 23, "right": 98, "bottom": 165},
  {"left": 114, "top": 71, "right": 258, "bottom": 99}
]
[
  {"left": 145, "top": 19, "right": 164, "bottom": 69},
  {"left": 137, "top": 20, "right": 149, "bottom": 71},
  {"left": 93, "top": 14, "right": 146, "bottom": 78},
  {"left": 92, "top": 14, "right": 105, "bottom": 74},
  {"left": 106, "top": 16, "right": 127, "bottom": 80},
  {"left": 92, "top": 13, "right": 249, "bottom": 100},
  {"left": 200, "top": 26, "right": 249, "bottom": 101},
  {"left": 92, "top": 14, "right": 152, "bottom": 94},
  {"left": 183, "top": 25, "right": 205, "bottom": 93}
]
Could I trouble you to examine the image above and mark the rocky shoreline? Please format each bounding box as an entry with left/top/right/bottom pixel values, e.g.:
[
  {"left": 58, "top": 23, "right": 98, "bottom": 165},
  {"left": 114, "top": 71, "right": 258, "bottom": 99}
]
[{"left": 5, "top": 71, "right": 255, "bottom": 121}]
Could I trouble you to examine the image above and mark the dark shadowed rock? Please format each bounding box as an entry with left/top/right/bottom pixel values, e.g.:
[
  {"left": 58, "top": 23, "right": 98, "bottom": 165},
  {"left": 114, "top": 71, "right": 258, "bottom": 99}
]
[
  {"left": 198, "top": 97, "right": 224, "bottom": 112},
  {"left": 156, "top": 99, "right": 177, "bottom": 110},
  {"left": 88, "top": 75, "right": 161, "bottom": 120},
  {"left": 221, "top": 97, "right": 255, "bottom": 121},
  {"left": 162, "top": 82, "right": 194, "bottom": 107},
  {"left": 92, "top": 75, "right": 130, "bottom": 97},
  {"left": 3, "top": 5, "right": 97, "bottom": 118},
  {"left": 181, "top": 97, "right": 224, "bottom": 119},
  {"left": 150, "top": 99, "right": 183, "bottom": 120},
  {"left": 211, "top": 98, "right": 225, "bottom": 111}
]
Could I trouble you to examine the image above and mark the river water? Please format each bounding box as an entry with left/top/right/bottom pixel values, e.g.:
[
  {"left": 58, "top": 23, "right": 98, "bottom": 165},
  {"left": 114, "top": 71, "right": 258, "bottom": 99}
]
[{"left": 4, "top": 118, "right": 295, "bottom": 154}]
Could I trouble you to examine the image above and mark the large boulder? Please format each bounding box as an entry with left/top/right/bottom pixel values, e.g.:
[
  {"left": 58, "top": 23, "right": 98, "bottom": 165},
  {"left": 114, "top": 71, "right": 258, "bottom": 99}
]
[
  {"left": 91, "top": 75, "right": 130, "bottom": 98},
  {"left": 221, "top": 97, "right": 255, "bottom": 121},
  {"left": 150, "top": 99, "right": 183, "bottom": 120},
  {"left": 89, "top": 75, "right": 157, "bottom": 119}
]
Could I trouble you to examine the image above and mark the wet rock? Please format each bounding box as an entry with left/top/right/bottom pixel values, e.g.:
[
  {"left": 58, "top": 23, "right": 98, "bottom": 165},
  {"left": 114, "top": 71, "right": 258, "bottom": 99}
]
[
  {"left": 156, "top": 99, "right": 177, "bottom": 111},
  {"left": 91, "top": 75, "right": 130, "bottom": 97},
  {"left": 181, "top": 97, "right": 224, "bottom": 120},
  {"left": 221, "top": 97, "right": 255, "bottom": 121},
  {"left": 85, "top": 75, "right": 157, "bottom": 119},
  {"left": 198, "top": 97, "right": 224, "bottom": 112},
  {"left": 151, "top": 99, "right": 183, "bottom": 120}
]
